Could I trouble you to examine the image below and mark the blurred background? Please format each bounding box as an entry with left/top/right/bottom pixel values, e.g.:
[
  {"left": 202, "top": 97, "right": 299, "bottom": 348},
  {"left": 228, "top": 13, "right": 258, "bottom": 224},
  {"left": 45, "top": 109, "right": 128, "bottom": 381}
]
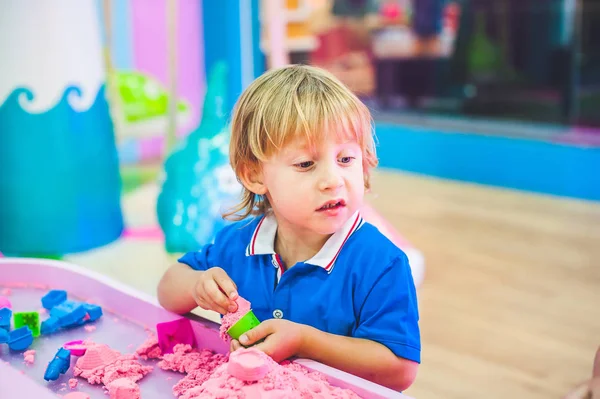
[{"left": 0, "top": 1, "right": 599, "bottom": 398}]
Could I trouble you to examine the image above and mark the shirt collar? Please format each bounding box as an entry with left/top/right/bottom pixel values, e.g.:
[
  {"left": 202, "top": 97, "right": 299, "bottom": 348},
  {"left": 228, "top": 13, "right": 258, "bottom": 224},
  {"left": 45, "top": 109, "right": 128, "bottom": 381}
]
[{"left": 245, "top": 210, "right": 364, "bottom": 273}]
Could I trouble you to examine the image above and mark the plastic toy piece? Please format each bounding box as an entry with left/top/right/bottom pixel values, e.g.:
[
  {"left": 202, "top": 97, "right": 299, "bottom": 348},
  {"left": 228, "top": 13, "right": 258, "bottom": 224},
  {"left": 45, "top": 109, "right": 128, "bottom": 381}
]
[
  {"left": 41, "top": 290, "right": 67, "bottom": 310},
  {"left": 44, "top": 347, "right": 71, "bottom": 381},
  {"left": 73, "top": 303, "right": 103, "bottom": 326},
  {"left": 0, "top": 296, "right": 11, "bottom": 309},
  {"left": 227, "top": 310, "right": 260, "bottom": 341},
  {"left": 82, "top": 304, "right": 103, "bottom": 322},
  {"left": 156, "top": 318, "right": 197, "bottom": 354},
  {"left": 0, "top": 327, "right": 8, "bottom": 344},
  {"left": 49, "top": 299, "right": 80, "bottom": 318},
  {"left": 63, "top": 340, "right": 87, "bottom": 356},
  {"left": 8, "top": 326, "right": 33, "bottom": 351},
  {"left": 50, "top": 300, "right": 87, "bottom": 328},
  {"left": 0, "top": 307, "right": 12, "bottom": 331},
  {"left": 59, "top": 306, "right": 87, "bottom": 328},
  {"left": 41, "top": 301, "right": 103, "bottom": 335},
  {"left": 13, "top": 311, "right": 40, "bottom": 337},
  {"left": 41, "top": 316, "right": 61, "bottom": 335}
]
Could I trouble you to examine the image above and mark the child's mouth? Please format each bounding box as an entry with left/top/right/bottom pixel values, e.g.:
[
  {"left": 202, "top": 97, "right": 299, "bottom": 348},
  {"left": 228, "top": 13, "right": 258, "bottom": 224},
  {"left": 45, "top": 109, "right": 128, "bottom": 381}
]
[{"left": 317, "top": 200, "right": 345, "bottom": 211}]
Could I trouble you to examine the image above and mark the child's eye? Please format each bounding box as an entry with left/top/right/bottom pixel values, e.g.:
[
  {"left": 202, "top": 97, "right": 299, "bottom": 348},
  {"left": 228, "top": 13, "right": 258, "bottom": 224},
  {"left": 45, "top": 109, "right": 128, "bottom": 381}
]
[
  {"left": 295, "top": 161, "right": 314, "bottom": 169},
  {"left": 339, "top": 156, "right": 355, "bottom": 164}
]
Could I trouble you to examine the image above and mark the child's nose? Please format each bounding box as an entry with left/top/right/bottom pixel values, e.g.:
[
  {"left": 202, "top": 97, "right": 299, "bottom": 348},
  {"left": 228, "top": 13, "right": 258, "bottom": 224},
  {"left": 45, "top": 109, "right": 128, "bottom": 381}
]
[{"left": 318, "top": 164, "right": 343, "bottom": 191}]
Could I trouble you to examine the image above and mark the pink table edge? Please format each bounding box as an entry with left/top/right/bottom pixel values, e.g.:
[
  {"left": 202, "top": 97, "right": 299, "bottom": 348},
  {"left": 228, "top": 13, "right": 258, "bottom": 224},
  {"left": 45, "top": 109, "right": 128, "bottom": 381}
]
[{"left": 0, "top": 258, "right": 413, "bottom": 399}]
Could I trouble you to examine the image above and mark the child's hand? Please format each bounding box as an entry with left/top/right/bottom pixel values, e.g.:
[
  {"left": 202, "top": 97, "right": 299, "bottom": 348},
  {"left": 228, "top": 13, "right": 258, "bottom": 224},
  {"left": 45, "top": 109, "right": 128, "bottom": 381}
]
[
  {"left": 191, "top": 267, "right": 239, "bottom": 315},
  {"left": 231, "top": 319, "right": 306, "bottom": 362}
]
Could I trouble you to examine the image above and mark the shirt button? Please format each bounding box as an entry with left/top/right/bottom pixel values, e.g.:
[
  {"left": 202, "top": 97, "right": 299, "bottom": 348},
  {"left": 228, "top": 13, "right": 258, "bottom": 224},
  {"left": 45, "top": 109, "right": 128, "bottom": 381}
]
[{"left": 273, "top": 309, "right": 283, "bottom": 319}]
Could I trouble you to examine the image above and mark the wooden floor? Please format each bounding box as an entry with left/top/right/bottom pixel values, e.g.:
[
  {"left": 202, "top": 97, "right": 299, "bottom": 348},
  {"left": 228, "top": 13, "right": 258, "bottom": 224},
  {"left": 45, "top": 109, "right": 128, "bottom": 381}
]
[{"left": 366, "top": 170, "right": 600, "bottom": 399}]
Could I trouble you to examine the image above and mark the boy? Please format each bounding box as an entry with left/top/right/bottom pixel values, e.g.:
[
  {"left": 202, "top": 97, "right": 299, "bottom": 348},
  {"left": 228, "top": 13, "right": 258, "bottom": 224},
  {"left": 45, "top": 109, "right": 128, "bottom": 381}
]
[{"left": 157, "top": 65, "right": 420, "bottom": 391}]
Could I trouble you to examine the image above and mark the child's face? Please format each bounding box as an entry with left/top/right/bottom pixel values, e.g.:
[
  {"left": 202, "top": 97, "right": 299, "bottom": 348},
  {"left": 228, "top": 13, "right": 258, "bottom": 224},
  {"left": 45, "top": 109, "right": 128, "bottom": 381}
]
[{"left": 258, "top": 134, "right": 365, "bottom": 236}]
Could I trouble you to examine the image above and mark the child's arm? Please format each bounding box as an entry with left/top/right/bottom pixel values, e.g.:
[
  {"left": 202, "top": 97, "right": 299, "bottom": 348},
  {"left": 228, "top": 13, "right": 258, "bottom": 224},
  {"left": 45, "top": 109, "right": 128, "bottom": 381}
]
[
  {"left": 157, "top": 225, "right": 242, "bottom": 315},
  {"left": 238, "top": 320, "right": 417, "bottom": 391},
  {"left": 157, "top": 264, "right": 239, "bottom": 315},
  {"left": 157, "top": 263, "right": 201, "bottom": 314},
  {"left": 300, "top": 326, "right": 418, "bottom": 391}
]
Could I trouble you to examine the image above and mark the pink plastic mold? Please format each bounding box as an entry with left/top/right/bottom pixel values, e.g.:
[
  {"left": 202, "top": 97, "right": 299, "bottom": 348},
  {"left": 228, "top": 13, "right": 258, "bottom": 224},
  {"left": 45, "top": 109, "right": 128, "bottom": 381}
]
[
  {"left": 156, "top": 317, "right": 197, "bottom": 354},
  {"left": 63, "top": 340, "right": 88, "bottom": 356}
]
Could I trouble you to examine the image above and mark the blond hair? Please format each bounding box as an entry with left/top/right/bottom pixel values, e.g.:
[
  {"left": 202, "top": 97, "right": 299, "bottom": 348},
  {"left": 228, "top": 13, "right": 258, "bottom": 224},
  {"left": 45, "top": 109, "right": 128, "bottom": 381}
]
[{"left": 224, "top": 64, "right": 378, "bottom": 221}]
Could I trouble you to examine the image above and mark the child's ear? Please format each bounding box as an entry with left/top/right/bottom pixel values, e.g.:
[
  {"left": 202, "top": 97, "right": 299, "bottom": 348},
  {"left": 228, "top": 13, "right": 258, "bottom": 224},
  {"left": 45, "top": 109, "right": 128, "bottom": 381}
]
[{"left": 238, "top": 163, "right": 267, "bottom": 195}]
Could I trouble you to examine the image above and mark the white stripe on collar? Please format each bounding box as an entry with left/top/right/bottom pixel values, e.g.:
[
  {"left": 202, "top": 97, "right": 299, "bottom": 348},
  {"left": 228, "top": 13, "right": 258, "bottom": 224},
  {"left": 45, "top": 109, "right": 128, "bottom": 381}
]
[{"left": 245, "top": 211, "right": 364, "bottom": 273}]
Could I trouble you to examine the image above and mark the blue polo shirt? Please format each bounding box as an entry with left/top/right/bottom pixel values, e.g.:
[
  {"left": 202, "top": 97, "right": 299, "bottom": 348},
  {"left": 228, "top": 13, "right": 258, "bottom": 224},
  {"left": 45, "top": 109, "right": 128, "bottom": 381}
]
[{"left": 178, "top": 211, "right": 421, "bottom": 363}]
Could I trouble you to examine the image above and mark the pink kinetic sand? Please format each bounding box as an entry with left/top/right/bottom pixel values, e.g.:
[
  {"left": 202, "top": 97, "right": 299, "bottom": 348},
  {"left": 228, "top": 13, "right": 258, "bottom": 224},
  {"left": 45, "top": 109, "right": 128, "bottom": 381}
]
[
  {"left": 219, "top": 296, "right": 251, "bottom": 342},
  {"left": 135, "top": 334, "right": 162, "bottom": 360},
  {"left": 69, "top": 378, "right": 78, "bottom": 389},
  {"left": 107, "top": 377, "right": 141, "bottom": 399},
  {"left": 23, "top": 350, "right": 35, "bottom": 364},
  {"left": 228, "top": 347, "right": 275, "bottom": 381},
  {"left": 158, "top": 343, "right": 228, "bottom": 396},
  {"left": 180, "top": 348, "right": 363, "bottom": 399},
  {"left": 73, "top": 343, "right": 152, "bottom": 388}
]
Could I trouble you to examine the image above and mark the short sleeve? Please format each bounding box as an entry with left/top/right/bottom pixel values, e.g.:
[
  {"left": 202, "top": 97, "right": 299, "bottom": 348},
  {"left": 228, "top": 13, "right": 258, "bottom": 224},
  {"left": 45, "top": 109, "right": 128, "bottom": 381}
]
[
  {"left": 177, "top": 243, "right": 218, "bottom": 271},
  {"left": 176, "top": 219, "right": 255, "bottom": 273},
  {"left": 353, "top": 254, "right": 421, "bottom": 363}
]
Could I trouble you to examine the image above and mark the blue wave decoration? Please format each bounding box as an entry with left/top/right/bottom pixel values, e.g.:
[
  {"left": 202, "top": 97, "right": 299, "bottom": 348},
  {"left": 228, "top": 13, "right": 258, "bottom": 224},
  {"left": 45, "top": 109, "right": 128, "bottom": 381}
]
[
  {"left": 156, "top": 61, "right": 239, "bottom": 253},
  {"left": 0, "top": 85, "right": 124, "bottom": 255}
]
